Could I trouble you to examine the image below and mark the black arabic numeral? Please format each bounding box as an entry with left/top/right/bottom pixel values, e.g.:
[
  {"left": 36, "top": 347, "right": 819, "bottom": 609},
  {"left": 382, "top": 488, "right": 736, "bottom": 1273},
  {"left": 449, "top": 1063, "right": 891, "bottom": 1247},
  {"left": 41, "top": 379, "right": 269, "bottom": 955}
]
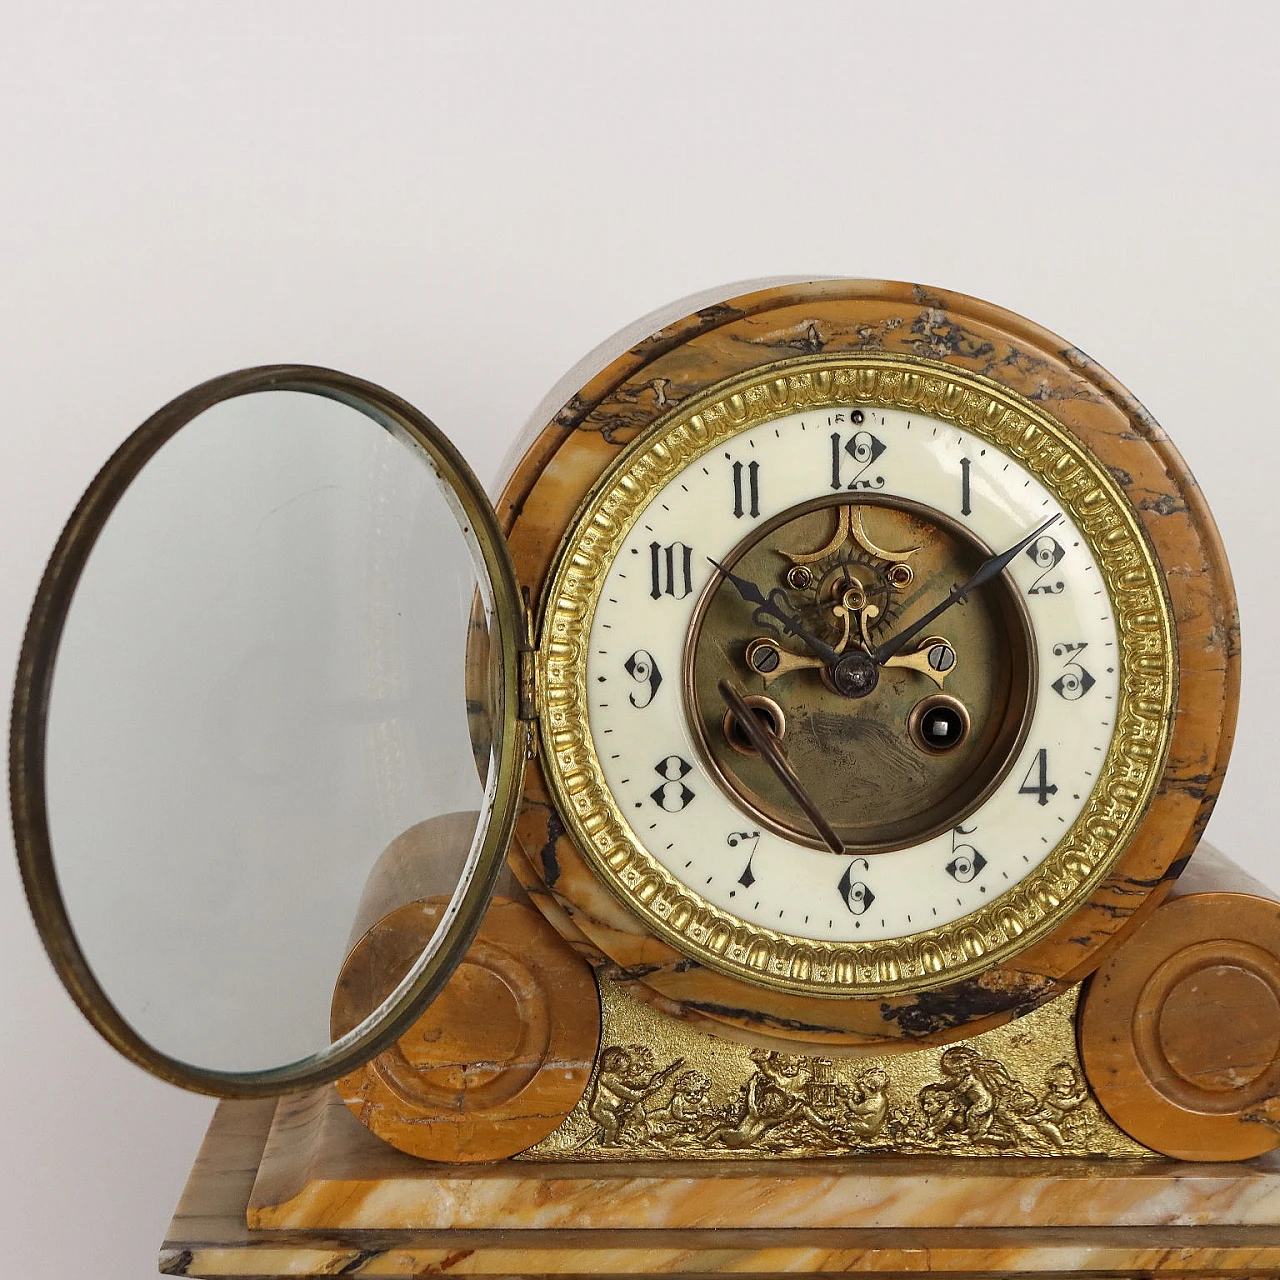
[
  {"left": 624, "top": 649, "right": 663, "bottom": 708},
  {"left": 830, "top": 428, "right": 886, "bottom": 491},
  {"left": 837, "top": 857, "right": 875, "bottom": 914},
  {"left": 651, "top": 755, "right": 695, "bottom": 811},
  {"left": 1051, "top": 641, "right": 1095, "bottom": 701},
  {"left": 1018, "top": 748, "right": 1058, "bottom": 806},
  {"left": 1025, "top": 535, "right": 1066, "bottom": 595},
  {"left": 731, "top": 460, "right": 761, "bottom": 519},
  {"left": 946, "top": 823, "right": 987, "bottom": 882},
  {"left": 728, "top": 830, "right": 761, "bottom": 888},
  {"left": 649, "top": 540, "right": 694, "bottom": 599}
]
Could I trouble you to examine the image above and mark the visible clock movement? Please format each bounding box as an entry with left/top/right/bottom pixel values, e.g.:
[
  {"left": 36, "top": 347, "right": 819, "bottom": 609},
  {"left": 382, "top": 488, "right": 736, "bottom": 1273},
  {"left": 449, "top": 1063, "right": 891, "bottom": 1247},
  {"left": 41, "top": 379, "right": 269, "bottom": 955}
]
[{"left": 12, "top": 281, "right": 1274, "bottom": 1199}]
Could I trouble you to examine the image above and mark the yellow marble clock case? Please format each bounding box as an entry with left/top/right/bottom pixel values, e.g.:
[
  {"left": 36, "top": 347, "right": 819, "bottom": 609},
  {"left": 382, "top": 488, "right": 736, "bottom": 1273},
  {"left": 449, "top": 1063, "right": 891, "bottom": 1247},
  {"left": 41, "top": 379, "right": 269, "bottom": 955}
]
[
  {"left": 316, "top": 279, "right": 1269, "bottom": 1175},
  {"left": 494, "top": 278, "right": 1239, "bottom": 1055},
  {"left": 13, "top": 279, "right": 1274, "bottom": 1279},
  {"left": 10, "top": 279, "right": 1254, "bottom": 1162}
]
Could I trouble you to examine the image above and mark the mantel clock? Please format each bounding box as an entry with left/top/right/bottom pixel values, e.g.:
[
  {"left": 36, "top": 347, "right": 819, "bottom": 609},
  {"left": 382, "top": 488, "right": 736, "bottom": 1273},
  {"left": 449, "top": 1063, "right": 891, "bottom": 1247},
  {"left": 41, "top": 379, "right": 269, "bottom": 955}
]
[{"left": 12, "top": 279, "right": 1280, "bottom": 1278}]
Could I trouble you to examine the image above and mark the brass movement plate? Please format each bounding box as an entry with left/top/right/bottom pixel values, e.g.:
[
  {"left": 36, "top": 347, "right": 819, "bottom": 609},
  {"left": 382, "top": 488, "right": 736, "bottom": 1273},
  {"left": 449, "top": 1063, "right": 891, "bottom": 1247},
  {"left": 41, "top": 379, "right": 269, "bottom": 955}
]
[{"left": 537, "top": 354, "right": 1177, "bottom": 998}]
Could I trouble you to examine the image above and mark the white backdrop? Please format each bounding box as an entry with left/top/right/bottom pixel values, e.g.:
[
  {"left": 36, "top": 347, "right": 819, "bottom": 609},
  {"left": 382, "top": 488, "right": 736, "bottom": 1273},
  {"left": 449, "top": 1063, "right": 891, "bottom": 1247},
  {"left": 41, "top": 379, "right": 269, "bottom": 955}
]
[{"left": 2, "top": 3, "right": 1276, "bottom": 1276}]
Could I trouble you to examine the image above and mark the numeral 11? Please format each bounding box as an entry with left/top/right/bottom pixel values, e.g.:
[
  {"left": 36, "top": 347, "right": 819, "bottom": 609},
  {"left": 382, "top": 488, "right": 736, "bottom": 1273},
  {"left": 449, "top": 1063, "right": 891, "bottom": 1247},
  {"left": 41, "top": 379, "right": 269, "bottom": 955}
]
[{"left": 732, "top": 461, "right": 760, "bottom": 519}]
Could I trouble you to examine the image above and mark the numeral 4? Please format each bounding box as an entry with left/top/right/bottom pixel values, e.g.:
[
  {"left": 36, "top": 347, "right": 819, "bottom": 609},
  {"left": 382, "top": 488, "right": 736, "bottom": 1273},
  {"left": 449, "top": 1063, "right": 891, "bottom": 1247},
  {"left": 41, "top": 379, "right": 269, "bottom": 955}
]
[{"left": 1018, "top": 748, "right": 1058, "bottom": 805}]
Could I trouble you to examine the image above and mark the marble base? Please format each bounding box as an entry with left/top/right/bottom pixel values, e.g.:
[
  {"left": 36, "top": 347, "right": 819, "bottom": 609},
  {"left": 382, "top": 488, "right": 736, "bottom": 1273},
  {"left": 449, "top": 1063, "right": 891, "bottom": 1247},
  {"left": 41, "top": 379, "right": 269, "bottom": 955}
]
[{"left": 161, "top": 1094, "right": 1280, "bottom": 1277}]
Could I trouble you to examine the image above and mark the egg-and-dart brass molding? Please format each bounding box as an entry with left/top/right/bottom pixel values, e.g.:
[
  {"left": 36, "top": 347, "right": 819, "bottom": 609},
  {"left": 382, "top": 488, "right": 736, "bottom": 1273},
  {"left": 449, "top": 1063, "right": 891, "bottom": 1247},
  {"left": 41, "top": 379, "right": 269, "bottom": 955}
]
[
  {"left": 537, "top": 353, "right": 1177, "bottom": 998},
  {"left": 10, "top": 364, "right": 527, "bottom": 1097}
]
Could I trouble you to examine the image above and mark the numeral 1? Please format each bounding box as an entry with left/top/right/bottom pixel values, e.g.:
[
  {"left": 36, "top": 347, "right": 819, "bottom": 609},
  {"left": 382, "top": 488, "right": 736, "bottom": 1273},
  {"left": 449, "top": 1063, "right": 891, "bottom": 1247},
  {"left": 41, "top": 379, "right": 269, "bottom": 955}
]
[{"left": 960, "top": 457, "right": 972, "bottom": 516}]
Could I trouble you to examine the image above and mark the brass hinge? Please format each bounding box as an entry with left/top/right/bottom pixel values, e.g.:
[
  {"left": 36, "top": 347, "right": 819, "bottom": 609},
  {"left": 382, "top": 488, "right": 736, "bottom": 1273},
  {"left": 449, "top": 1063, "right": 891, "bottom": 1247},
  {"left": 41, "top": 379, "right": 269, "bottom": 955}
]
[{"left": 517, "top": 587, "right": 540, "bottom": 757}]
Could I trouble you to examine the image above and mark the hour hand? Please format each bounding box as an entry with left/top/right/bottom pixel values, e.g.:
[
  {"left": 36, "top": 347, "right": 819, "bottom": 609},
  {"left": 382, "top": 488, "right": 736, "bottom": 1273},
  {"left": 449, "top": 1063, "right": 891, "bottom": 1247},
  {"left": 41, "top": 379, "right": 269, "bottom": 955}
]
[
  {"left": 707, "top": 558, "right": 840, "bottom": 665},
  {"left": 718, "top": 679, "right": 845, "bottom": 855}
]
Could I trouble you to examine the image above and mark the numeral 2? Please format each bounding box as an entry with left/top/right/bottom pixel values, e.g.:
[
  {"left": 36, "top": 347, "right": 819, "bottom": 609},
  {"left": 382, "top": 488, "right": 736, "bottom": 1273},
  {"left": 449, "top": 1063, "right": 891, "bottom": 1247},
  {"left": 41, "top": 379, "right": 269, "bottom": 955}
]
[{"left": 1025, "top": 536, "right": 1066, "bottom": 594}]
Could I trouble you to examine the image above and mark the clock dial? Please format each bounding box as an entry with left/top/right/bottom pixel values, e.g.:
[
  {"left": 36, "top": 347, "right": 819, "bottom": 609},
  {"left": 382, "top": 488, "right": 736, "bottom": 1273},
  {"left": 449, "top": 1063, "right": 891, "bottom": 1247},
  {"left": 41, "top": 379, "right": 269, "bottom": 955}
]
[
  {"left": 585, "top": 407, "right": 1117, "bottom": 945},
  {"left": 538, "top": 353, "right": 1176, "bottom": 998}
]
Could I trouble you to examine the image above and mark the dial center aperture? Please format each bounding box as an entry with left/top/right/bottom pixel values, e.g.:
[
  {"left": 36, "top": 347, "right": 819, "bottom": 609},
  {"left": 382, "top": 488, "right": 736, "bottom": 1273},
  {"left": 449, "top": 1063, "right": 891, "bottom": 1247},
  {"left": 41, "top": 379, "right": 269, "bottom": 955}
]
[{"left": 685, "top": 496, "right": 1036, "bottom": 855}]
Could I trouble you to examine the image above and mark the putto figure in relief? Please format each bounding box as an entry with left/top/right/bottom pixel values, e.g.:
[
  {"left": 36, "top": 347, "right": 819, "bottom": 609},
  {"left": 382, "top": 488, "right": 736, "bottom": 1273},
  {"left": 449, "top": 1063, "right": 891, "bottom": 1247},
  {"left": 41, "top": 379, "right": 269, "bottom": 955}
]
[
  {"left": 708, "top": 1049, "right": 817, "bottom": 1149},
  {"left": 574, "top": 1041, "right": 1097, "bottom": 1158},
  {"left": 644, "top": 1070, "right": 716, "bottom": 1147},
  {"left": 914, "top": 1045, "right": 1036, "bottom": 1146},
  {"left": 585, "top": 1046, "right": 684, "bottom": 1147}
]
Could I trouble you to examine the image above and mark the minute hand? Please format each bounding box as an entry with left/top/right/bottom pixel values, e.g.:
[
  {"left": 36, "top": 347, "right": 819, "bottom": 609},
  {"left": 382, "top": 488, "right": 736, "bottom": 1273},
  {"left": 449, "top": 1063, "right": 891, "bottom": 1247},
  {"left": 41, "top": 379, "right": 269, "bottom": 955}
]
[{"left": 871, "top": 514, "right": 1060, "bottom": 666}]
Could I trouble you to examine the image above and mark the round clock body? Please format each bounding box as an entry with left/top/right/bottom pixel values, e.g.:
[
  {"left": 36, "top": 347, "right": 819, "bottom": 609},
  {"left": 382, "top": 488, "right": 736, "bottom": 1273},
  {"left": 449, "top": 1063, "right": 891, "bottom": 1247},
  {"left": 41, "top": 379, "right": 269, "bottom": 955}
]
[{"left": 500, "top": 279, "right": 1238, "bottom": 1052}]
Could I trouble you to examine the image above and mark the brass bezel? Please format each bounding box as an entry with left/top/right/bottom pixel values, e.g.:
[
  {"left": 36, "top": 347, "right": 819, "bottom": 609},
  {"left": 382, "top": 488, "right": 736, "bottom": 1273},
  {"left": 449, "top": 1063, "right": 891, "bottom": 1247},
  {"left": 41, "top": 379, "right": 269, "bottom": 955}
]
[
  {"left": 10, "top": 365, "right": 527, "bottom": 1098},
  {"left": 537, "top": 353, "right": 1178, "bottom": 998}
]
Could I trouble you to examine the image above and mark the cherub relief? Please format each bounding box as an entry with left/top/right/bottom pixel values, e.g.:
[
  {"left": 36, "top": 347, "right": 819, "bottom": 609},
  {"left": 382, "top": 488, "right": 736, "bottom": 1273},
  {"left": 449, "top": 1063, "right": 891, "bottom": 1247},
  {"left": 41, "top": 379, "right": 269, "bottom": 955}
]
[
  {"left": 1023, "top": 1062, "right": 1088, "bottom": 1149},
  {"left": 586, "top": 1046, "right": 684, "bottom": 1147},
  {"left": 708, "top": 1049, "right": 813, "bottom": 1150},
  {"left": 644, "top": 1069, "right": 716, "bottom": 1146},
  {"left": 842, "top": 1066, "right": 890, "bottom": 1139},
  {"left": 575, "top": 1041, "right": 1094, "bottom": 1157},
  {"left": 916, "top": 1045, "right": 1038, "bottom": 1147}
]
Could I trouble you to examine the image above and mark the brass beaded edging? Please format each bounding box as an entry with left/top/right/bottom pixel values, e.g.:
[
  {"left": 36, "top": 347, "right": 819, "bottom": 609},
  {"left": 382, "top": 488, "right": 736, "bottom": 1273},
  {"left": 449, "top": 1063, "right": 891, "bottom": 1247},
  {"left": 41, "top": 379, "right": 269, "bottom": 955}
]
[{"left": 537, "top": 353, "right": 1177, "bottom": 998}]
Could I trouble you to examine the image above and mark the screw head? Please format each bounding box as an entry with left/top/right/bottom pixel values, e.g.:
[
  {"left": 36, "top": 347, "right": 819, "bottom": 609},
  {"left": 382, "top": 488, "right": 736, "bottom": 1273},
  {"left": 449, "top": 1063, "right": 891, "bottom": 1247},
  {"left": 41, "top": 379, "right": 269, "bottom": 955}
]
[
  {"left": 928, "top": 643, "right": 956, "bottom": 672},
  {"left": 749, "top": 644, "right": 781, "bottom": 673}
]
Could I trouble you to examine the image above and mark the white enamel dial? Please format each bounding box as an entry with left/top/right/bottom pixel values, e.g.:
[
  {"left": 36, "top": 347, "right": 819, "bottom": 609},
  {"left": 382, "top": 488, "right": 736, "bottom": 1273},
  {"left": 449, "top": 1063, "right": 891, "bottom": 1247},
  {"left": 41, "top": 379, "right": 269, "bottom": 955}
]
[{"left": 583, "top": 405, "right": 1120, "bottom": 945}]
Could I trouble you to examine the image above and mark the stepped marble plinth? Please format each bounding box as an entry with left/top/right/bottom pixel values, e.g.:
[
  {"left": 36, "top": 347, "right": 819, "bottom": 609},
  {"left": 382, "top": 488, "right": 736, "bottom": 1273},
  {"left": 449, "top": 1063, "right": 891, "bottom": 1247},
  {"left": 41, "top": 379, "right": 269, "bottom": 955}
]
[{"left": 160, "top": 1093, "right": 1280, "bottom": 1277}]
